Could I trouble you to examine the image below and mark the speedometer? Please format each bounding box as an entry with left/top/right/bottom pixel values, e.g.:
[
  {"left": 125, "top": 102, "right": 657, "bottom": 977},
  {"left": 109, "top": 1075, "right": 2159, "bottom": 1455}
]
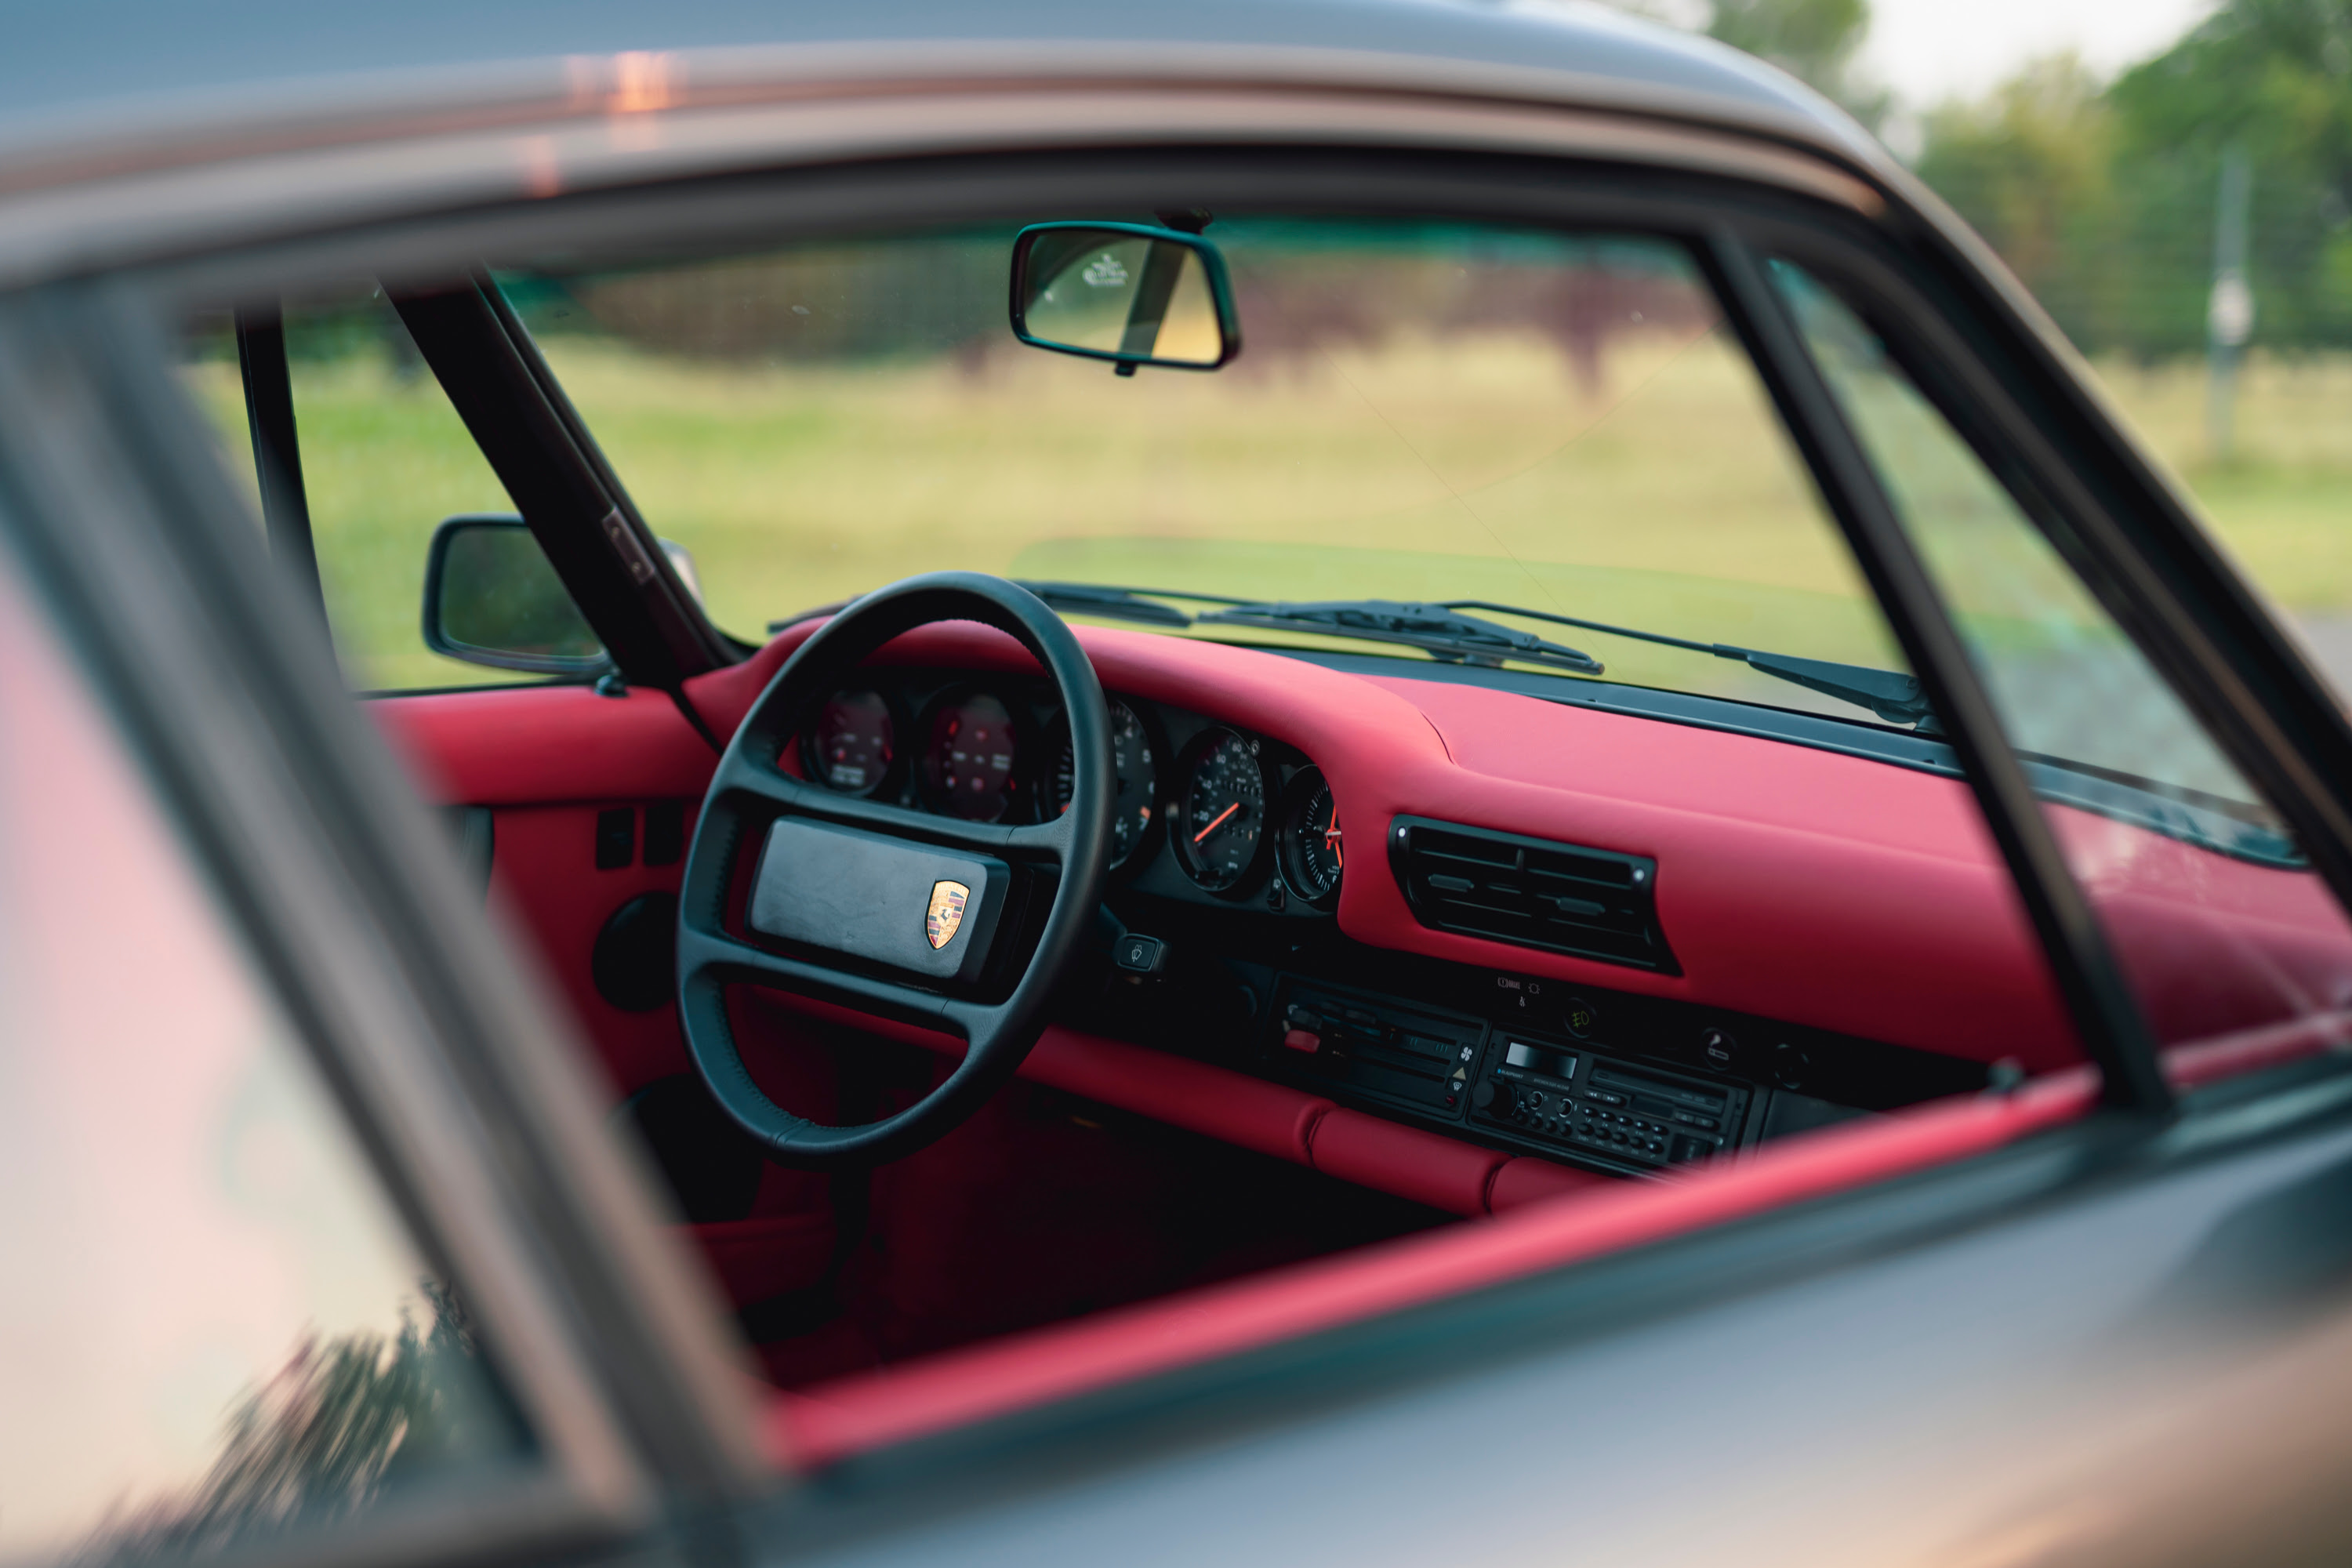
[{"left": 1173, "top": 728, "right": 1268, "bottom": 892}]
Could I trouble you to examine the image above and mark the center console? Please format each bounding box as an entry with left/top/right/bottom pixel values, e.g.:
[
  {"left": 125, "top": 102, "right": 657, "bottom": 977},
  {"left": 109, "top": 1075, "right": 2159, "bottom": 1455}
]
[{"left": 1261, "top": 975, "right": 1760, "bottom": 1175}]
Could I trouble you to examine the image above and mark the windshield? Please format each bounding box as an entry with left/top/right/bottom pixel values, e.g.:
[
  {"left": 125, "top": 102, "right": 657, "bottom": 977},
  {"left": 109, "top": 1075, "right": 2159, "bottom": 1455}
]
[{"left": 504, "top": 219, "right": 1916, "bottom": 724}]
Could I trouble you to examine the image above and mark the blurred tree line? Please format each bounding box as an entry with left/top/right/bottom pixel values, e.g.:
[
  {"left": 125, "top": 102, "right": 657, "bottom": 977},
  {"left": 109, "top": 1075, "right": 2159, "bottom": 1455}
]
[
  {"left": 1918, "top": 0, "right": 2352, "bottom": 358},
  {"left": 1695, "top": 0, "right": 2352, "bottom": 358}
]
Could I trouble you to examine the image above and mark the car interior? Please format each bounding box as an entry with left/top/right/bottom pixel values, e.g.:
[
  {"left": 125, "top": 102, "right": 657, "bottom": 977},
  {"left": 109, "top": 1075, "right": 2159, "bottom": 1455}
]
[{"left": 175, "top": 157, "right": 2352, "bottom": 1449}]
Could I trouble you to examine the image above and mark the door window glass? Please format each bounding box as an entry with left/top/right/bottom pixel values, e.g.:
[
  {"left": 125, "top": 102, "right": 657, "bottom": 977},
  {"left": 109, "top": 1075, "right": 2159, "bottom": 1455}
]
[
  {"left": 0, "top": 554, "right": 532, "bottom": 1562},
  {"left": 1777, "top": 260, "right": 2352, "bottom": 1055}
]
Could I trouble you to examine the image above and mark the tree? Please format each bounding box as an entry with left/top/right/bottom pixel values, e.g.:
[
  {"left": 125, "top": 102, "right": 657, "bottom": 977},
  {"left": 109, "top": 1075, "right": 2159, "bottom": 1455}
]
[
  {"left": 1912, "top": 0, "right": 2352, "bottom": 357},
  {"left": 2107, "top": 0, "right": 2352, "bottom": 352},
  {"left": 1914, "top": 57, "right": 2118, "bottom": 347}
]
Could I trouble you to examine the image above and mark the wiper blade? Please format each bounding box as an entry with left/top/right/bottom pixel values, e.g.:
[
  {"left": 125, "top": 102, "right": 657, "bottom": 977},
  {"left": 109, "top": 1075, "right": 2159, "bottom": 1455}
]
[
  {"left": 1020, "top": 583, "right": 1936, "bottom": 732},
  {"left": 1014, "top": 580, "right": 1247, "bottom": 628},
  {"left": 1195, "top": 599, "right": 1606, "bottom": 675},
  {"left": 1432, "top": 598, "right": 1937, "bottom": 731}
]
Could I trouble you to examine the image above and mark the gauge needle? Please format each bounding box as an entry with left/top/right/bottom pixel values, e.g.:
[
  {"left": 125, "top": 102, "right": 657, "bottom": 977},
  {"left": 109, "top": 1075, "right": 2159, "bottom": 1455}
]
[
  {"left": 1325, "top": 815, "right": 1343, "bottom": 866},
  {"left": 1193, "top": 801, "right": 1241, "bottom": 844}
]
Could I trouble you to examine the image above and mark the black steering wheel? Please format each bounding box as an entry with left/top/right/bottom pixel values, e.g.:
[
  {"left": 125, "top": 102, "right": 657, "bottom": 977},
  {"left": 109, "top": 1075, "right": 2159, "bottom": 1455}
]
[{"left": 675, "top": 572, "right": 1113, "bottom": 1168}]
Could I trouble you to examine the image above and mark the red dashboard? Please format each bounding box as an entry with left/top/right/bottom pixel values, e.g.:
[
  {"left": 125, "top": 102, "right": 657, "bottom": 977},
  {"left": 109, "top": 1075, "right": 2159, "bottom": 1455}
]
[
  {"left": 700, "top": 619, "right": 2082, "bottom": 1072},
  {"left": 379, "top": 615, "right": 2352, "bottom": 1204}
]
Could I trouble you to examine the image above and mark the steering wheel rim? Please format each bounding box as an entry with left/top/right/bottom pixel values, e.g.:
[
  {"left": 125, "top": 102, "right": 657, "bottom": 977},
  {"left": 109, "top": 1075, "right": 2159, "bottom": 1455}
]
[{"left": 675, "top": 572, "right": 1113, "bottom": 1168}]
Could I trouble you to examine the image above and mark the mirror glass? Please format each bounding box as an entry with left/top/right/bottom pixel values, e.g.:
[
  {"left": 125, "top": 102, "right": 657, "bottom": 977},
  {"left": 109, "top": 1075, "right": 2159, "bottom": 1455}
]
[
  {"left": 424, "top": 515, "right": 607, "bottom": 674},
  {"left": 1016, "top": 227, "right": 1230, "bottom": 368}
]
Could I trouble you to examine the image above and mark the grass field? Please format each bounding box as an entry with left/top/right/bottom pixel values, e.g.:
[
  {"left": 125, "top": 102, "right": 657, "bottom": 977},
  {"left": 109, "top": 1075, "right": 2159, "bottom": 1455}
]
[{"left": 183, "top": 332, "right": 2352, "bottom": 699}]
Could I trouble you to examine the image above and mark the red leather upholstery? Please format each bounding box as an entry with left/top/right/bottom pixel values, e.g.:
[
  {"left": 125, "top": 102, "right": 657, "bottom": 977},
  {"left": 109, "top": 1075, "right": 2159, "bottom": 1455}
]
[
  {"left": 1305, "top": 1109, "right": 1507, "bottom": 1217},
  {"left": 768, "top": 1067, "right": 2099, "bottom": 1468},
  {"left": 1487, "top": 1155, "right": 1611, "bottom": 1212},
  {"left": 691, "top": 1213, "right": 837, "bottom": 1305},
  {"left": 379, "top": 681, "right": 712, "bottom": 805},
  {"left": 1022, "top": 1029, "right": 1332, "bottom": 1167},
  {"left": 486, "top": 802, "right": 695, "bottom": 1098}
]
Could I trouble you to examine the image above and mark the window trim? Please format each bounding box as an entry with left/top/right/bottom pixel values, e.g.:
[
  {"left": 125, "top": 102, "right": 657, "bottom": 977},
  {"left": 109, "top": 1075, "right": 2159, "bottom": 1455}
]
[
  {"left": 0, "top": 276, "right": 775, "bottom": 1562},
  {"left": 1747, "top": 214, "right": 2352, "bottom": 1065},
  {"left": 1703, "top": 231, "right": 2172, "bottom": 1116},
  {"left": 374, "top": 143, "right": 2189, "bottom": 1113},
  {"left": 109, "top": 128, "right": 2352, "bottom": 1457}
]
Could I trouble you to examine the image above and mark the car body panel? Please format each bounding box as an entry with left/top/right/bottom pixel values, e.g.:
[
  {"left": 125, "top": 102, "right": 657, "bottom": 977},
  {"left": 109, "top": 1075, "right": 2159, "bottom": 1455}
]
[
  {"left": 5, "top": 1, "right": 1868, "bottom": 158},
  {"left": 16, "top": 7, "right": 2352, "bottom": 1566},
  {"left": 757, "top": 1080, "right": 2352, "bottom": 1566}
]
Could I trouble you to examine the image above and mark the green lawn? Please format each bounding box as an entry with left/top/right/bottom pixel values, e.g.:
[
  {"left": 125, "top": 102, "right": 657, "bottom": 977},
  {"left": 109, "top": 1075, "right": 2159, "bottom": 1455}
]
[
  {"left": 183, "top": 336, "right": 2352, "bottom": 696},
  {"left": 2083, "top": 353, "right": 2352, "bottom": 608}
]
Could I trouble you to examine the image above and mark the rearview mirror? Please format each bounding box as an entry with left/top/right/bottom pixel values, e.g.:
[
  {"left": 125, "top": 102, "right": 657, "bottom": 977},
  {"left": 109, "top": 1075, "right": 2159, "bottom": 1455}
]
[
  {"left": 421, "top": 514, "right": 608, "bottom": 677},
  {"left": 1011, "top": 223, "right": 1240, "bottom": 374}
]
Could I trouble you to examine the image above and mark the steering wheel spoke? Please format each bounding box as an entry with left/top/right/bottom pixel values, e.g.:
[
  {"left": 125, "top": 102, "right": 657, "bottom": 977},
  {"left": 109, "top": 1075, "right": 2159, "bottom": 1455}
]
[
  {"left": 677, "top": 924, "right": 962, "bottom": 1037},
  {"left": 675, "top": 572, "right": 1113, "bottom": 1168}
]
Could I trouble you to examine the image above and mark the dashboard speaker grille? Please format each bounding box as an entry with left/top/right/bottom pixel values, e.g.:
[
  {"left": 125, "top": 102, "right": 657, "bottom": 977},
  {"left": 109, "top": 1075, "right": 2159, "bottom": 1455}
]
[{"left": 1388, "top": 815, "right": 1675, "bottom": 973}]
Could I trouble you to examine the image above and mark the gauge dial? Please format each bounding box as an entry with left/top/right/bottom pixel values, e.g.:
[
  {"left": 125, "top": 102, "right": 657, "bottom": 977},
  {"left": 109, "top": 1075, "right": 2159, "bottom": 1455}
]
[
  {"left": 1175, "top": 728, "right": 1267, "bottom": 892},
  {"left": 920, "top": 691, "right": 1019, "bottom": 820},
  {"left": 1279, "top": 768, "right": 1344, "bottom": 906},
  {"left": 803, "top": 688, "right": 894, "bottom": 795},
  {"left": 1049, "top": 699, "right": 1159, "bottom": 868}
]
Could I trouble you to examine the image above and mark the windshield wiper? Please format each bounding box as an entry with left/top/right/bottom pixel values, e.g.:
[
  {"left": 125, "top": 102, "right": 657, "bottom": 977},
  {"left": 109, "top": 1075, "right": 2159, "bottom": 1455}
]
[
  {"left": 1018, "top": 584, "right": 1936, "bottom": 733},
  {"left": 1013, "top": 580, "right": 1245, "bottom": 627},
  {"left": 1196, "top": 599, "right": 1607, "bottom": 676}
]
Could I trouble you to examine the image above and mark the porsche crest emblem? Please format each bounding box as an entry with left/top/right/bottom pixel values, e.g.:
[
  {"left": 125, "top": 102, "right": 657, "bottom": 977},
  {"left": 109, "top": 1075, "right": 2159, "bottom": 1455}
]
[{"left": 925, "top": 880, "right": 971, "bottom": 949}]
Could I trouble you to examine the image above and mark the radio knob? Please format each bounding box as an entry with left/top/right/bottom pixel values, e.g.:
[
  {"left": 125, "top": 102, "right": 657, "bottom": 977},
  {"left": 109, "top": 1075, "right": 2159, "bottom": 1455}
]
[{"left": 1473, "top": 1081, "right": 1501, "bottom": 1112}]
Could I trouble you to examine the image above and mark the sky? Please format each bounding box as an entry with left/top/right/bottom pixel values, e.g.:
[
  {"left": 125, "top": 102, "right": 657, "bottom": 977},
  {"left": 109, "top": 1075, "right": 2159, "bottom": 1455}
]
[{"left": 1859, "top": 0, "right": 2217, "bottom": 107}]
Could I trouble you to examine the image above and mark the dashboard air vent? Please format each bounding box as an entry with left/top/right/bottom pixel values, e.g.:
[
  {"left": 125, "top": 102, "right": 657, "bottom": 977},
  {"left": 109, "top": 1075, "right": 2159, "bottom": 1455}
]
[{"left": 1388, "top": 815, "right": 1675, "bottom": 973}]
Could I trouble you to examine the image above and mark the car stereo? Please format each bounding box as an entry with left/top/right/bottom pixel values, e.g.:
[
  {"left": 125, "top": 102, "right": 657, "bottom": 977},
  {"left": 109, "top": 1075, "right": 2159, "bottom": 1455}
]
[
  {"left": 1266, "top": 978, "right": 1483, "bottom": 1116},
  {"left": 1473, "top": 1036, "right": 1750, "bottom": 1171},
  {"left": 1259, "top": 976, "right": 1755, "bottom": 1174}
]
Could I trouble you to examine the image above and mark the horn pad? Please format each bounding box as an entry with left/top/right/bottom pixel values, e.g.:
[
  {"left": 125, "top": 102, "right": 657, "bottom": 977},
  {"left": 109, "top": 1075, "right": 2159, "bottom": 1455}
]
[{"left": 746, "top": 817, "right": 1007, "bottom": 983}]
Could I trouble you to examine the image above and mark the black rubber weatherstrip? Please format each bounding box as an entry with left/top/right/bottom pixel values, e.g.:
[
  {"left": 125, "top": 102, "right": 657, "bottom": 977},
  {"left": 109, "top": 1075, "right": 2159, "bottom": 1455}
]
[
  {"left": 388, "top": 278, "right": 730, "bottom": 696},
  {"left": 232, "top": 303, "right": 328, "bottom": 632},
  {"left": 1704, "top": 227, "right": 2171, "bottom": 1117}
]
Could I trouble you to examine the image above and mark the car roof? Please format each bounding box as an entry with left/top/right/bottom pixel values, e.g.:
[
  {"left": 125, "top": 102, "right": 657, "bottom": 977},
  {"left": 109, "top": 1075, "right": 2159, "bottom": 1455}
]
[{"left": 4, "top": 0, "right": 1876, "bottom": 162}]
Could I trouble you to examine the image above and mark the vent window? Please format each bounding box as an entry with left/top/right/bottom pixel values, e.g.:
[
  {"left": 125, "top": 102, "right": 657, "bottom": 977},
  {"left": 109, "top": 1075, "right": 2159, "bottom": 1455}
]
[{"left": 1388, "top": 816, "right": 1675, "bottom": 972}]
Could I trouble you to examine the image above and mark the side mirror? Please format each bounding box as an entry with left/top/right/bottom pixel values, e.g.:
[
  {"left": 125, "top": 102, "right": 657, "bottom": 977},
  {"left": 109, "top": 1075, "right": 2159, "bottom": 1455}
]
[
  {"left": 422, "top": 514, "right": 608, "bottom": 677},
  {"left": 1010, "top": 223, "right": 1241, "bottom": 374}
]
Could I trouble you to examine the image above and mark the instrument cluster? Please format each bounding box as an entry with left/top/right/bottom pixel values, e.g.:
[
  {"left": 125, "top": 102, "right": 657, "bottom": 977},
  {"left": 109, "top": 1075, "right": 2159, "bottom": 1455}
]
[{"left": 797, "top": 674, "right": 1345, "bottom": 912}]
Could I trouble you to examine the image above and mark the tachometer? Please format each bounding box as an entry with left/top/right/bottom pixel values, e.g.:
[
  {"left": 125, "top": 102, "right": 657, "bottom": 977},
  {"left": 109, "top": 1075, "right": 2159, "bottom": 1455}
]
[
  {"left": 1277, "top": 767, "right": 1344, "bottom": 907},
  {"left": 802, "top": 688, "right": 895, "bottom": 796},
  {"left": 1174, "top": 728, "right": 1267, "bottom": 892},
  {"left": 1049, "top": 699, "right": 1158, "bottom": 868},
  {"left": 920, "top": 691, "right": 1018, "bottom": 820}
]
